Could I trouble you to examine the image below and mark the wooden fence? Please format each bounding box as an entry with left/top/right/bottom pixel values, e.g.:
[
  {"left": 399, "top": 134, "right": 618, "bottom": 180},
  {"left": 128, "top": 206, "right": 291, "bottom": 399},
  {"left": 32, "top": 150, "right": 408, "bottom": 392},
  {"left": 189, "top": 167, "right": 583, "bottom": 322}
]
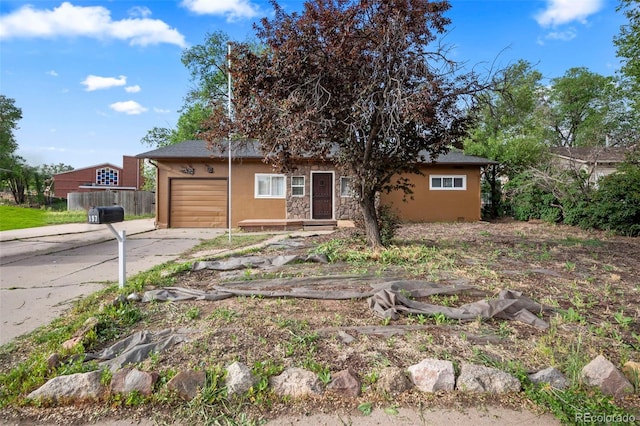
[{"left": 67, "top": 191, "right": 154, "bottom": 216}]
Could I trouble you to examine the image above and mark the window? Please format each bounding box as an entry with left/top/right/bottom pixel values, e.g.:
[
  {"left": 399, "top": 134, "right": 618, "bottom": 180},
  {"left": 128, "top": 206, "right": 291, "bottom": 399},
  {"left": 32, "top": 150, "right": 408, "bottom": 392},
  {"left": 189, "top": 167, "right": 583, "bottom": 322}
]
[
  {"left": 255, "top": 174, "right": 285, "bottom": 198},
  {"left": 340, "top": 177, "right": 353, "bottom": 197},
  {"left": 291, "top": 176, "right": 305, "bottom": 196},
  {"left": 430, "top": 175, "right": 466, "bottom": 190},
  {"left": 96, "top": 167, "right": 119, "bottom": 186}
]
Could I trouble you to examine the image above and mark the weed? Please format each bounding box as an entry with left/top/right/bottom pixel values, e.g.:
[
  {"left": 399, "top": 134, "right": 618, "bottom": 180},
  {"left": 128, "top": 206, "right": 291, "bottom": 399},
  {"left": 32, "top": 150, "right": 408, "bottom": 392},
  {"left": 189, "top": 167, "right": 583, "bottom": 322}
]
[
  {"left": 416, "top": 314, "right": 428, "bottom": 325},
  {"left": 433, "top": 313, "right": 453, "bottom": 325},
  {"left": 497, "top": 321, "right": 512, "bottom": 337},
  {"left": 563, "top": 335, "right": 587, "bottom": 385},
  {"left": 100, "top": 369, "right": 113, "bottom": 387},
  {"left": 208, "top": 307, "right": 240, "bottom": 323},
  {"left": 185, "top": 306, "right": 201, "bottom": 321},
  {"left": 384, "top": 405, "right": 400, "bottom": 415},
  {"left": 613, "top": 310, "right": 633, "bottom": 329},
  {"left": 562, "top": 308, "right": 585, "bottom": 324},
  {"left": 525, "top": 384, "right": 633, "bottom": 424},
  {"left": 358, "top": 402, "right": 373, "bottom": 415},
  {"left": 317, "top": 369, "right": 331, "bottom": 385}
]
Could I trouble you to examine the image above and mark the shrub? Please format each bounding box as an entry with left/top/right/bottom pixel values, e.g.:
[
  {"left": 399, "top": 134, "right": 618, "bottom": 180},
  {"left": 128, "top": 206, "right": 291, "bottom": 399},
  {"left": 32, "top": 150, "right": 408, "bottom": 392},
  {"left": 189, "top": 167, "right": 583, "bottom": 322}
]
[
  {"left": 585, "top": 160, "right": 640, "bottom": 236},
  {"left": 352, "top": 203, "right": 401, "bottom": 246},
  {"left": 505, "top": 173, "right": 561, "bottom": 222}
]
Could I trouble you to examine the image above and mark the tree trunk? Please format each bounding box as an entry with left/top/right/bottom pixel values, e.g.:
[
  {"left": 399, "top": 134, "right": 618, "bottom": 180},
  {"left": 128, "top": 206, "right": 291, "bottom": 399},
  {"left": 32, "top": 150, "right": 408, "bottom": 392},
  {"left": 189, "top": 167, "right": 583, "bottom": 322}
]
[
  {"left": 360, "top": 193, "right": 383, "bottom": 249},
  {"left": 489, "top": 165, "right": 500, "bottom": 219}
]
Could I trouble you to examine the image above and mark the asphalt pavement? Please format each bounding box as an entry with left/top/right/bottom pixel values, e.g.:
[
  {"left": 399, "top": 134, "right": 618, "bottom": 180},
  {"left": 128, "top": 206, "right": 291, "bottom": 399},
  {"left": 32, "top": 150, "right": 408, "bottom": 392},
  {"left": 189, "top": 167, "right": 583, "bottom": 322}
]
[{"left": 0, "top": 219, "right": 223, "bottom": 346}]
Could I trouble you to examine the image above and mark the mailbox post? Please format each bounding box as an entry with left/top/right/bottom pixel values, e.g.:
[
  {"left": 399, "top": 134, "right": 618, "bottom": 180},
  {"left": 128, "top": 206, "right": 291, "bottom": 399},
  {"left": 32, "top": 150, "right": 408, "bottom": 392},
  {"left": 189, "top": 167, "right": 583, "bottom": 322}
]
[{"left": 88, "top": 206, "right": 127, "bottom": 289}]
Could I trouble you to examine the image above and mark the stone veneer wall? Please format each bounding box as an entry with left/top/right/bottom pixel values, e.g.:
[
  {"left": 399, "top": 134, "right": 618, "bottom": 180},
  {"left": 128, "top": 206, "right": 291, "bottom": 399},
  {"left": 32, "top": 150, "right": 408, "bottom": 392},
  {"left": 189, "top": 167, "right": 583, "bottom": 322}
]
[{"left": 286, "top": 164, "right": 359, "bottom": 220}]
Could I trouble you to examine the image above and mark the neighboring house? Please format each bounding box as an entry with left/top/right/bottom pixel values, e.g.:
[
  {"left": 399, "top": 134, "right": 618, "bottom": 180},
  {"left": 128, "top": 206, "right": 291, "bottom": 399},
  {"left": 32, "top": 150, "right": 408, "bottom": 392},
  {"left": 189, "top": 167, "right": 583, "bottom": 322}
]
[
  {"left": 52, "top": 156, "right": 144, "bottom": 199},
  {"left": 549, "top": 146, "right": 630, "bottom": 185},
  {"left": 136, "top": 140, "right": 496, "bottom": 229}
]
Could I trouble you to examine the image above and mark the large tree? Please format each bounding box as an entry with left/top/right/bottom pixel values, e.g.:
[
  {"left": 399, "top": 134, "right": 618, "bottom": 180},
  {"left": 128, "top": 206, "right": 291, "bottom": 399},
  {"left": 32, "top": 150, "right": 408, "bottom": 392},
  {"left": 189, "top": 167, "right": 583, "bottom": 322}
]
[
  {"left": 464, "top": 60, "right": 546, "bottom": 218},
  {"left": 615, "top": 0, "right": 640, "bottom": 107},
  {"left": 140, "top": 32, "right": 231, "bottom": 148},
  {"left": 540, "top": 67, "right": 629, "bottom": 147},
  {"left": 0, "top": 95, "right": 22, "bottom": 169},
  {"left": 204, "top": 0, "right": 488, "bottom": 248}
]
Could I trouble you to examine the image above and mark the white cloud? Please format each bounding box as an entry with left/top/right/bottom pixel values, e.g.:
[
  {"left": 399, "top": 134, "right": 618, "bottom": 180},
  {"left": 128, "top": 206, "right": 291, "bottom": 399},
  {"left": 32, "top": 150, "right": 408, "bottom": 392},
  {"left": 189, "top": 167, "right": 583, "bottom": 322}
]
[
  {"left": 128, "top": 6, "right": 152, "bottom": 19},
  {"left": 0, "top": 2, "right": 187, "bottom": 47},
  {"left": 81, "top": 75, "right": 127, "bottom": 91},
  {"left": 125, "top": 85, "right": 141, "bottom": 93},
  {"left": 153, "top": 107, "right": 171, "bottom": 114},
  {"left": 535, "top": 0, "right": 604, "bottom": 27},
  {"left": 545, "top": 28, "right": 577, "bottom": 42},
  {"left": 46, "top": 70, "right": 58, "bottom": 77},
  {"left": 109, "top": 100, "right": 148, "bottom": 115},
  {"left": 181, "top": 0, "right": 259, "bottom": 21}
]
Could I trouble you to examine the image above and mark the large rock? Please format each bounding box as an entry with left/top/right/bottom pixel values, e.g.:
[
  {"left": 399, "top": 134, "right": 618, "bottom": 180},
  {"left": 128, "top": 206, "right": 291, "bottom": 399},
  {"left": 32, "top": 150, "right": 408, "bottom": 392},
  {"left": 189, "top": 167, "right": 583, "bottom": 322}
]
[
  {"left": 327, "top": 369, "right": 361, "bottom": 397},
  {"left": 622, "top": 361, "right": 639, "bottom": 390},
  {"left": 581, "top": 355, "right": 634, "bottom": 398},
  {"left": 225, "top": 362, "right": 258, "bottom": 396},
  {"left": 375, "top": 367, "right": 412, "bottom": 396},
  {"left": 27, "top": 370, "right": 105, "bottom": 402},
  {"left": 528, "top": 367, "right": 569, "bottom": 390},
  {"left": 167, "top": 369, "right": 206, "bottom": 401},
  {"left": 408, "top": 359, "right": 455, "bottom": 392},
  {"left": 456, "top": 363, "right": 521, "bottom": 393},
  {"left": 111, "top": 368, "right": 158, "bottom": 396},
  {"left": 269, "top": 367, "right": 323, "bottom": 398}
]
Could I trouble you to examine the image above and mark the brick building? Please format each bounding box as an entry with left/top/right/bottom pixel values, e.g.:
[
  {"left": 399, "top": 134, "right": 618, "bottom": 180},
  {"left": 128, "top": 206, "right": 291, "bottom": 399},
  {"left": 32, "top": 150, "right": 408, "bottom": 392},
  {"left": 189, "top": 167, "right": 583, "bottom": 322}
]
[{"left": 52, "top": 156, "right": 144, "bottom": 199}]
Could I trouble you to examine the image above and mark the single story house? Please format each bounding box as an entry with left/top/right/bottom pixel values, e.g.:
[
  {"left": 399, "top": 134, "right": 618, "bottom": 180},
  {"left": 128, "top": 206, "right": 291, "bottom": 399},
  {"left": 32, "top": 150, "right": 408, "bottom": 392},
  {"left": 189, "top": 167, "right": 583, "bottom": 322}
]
[
  {"left": 136, "top": 140, "right": 496, "bottom": 229},
  {"left": 549, "top": 146, "right": 630, "bottom": 185},
  {"left": 52, "top": 156, "right": 144, "bottom": 199}
]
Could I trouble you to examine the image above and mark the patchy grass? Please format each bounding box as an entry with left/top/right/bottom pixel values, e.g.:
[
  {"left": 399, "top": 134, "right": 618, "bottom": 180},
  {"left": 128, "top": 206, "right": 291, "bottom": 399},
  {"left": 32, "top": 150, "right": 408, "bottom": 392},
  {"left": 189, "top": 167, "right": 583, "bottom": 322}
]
[{"left": 1, "top": 221, "right": 639, "bottom": 425}]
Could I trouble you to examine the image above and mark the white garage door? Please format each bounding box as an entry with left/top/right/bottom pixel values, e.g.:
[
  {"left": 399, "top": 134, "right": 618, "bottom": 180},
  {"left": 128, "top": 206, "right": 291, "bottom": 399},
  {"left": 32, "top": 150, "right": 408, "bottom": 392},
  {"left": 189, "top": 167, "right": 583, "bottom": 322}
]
[{"left": 170, "top": 178, "right": 227, "bottom": 228}]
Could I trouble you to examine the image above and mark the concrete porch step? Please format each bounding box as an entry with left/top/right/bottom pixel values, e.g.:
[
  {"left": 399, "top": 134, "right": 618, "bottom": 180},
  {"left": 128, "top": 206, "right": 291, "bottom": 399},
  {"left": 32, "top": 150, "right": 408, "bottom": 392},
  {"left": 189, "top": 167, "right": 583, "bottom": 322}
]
[{"left": 238, "top": 219, "right": 337, "bottom": 232}]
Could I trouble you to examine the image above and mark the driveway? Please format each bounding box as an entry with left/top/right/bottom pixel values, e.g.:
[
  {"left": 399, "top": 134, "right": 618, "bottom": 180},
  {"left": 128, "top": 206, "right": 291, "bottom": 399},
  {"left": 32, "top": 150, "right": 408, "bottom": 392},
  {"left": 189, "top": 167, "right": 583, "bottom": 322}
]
[{"left": 0, "top": 219, "right": 223, "bottom": 346}]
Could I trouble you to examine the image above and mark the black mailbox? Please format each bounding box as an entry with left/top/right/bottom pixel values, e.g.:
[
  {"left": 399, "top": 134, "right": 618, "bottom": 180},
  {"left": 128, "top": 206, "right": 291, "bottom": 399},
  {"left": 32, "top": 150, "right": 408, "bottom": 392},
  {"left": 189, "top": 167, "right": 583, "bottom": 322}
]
[{"left": 88, "top": 206, "right": 125, "bottom": 224}]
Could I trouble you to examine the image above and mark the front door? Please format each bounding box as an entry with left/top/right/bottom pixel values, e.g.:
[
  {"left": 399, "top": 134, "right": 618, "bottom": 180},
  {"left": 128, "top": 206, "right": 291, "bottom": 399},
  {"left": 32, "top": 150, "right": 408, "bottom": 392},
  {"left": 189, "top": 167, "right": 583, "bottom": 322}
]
[{"left": 312, "top": 173, "right": 333, "bottom": 219}]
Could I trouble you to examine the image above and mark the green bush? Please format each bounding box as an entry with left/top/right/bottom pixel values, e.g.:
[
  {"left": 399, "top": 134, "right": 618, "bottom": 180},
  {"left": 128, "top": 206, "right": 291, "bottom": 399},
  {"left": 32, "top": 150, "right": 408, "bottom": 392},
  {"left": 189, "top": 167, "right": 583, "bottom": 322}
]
[
  {"left": 352, "top": 203, "right": 401, "bottom": 246},
  {"left": 585, "top": 160, "right": 640, "bottom": 236},
  {"left": 377, "top": 204, "right": 401, "bottom": 245},
  {"left": 505, "top": 173, "right": 561, "bottom": 223}
]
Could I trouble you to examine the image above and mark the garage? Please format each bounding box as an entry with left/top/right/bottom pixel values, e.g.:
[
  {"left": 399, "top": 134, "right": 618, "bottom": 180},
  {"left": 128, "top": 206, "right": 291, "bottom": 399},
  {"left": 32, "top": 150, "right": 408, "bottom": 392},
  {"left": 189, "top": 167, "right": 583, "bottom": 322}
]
[{"left": 169, "top": 178, "right": 228, "bottom": 228}]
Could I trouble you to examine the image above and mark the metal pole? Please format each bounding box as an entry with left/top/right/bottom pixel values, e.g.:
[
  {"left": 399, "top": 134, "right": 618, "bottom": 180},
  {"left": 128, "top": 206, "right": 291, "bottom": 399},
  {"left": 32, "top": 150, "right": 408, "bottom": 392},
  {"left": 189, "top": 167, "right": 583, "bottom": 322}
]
[
  {"left": 106, "top": 223, "right": 126, "bottom": 289},
  {"left": 228, "top": 42, "right": 232, "bottom": 242}
]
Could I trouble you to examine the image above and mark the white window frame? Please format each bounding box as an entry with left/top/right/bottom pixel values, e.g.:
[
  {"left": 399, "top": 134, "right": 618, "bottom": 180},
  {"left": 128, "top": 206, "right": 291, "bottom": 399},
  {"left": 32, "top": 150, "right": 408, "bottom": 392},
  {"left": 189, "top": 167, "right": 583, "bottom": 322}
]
[
  {"left": 291, "top": 176, "right": 305, "bottom": 197},
  {"left": 429, "top": 175, "right": 467, "bottom": 191},
  {"left": 255, "top": 174, "right": 286, "bottom": 198},
  {"left": 340, "top": 176, "right": 353, "bottom": 197}
]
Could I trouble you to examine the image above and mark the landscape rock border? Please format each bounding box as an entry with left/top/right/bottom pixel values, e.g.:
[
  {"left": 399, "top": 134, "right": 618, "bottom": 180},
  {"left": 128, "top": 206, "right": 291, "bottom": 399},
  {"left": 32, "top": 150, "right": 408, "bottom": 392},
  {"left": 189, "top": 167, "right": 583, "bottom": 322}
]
[{"left": 28, "top": 352, "right": 637, "bottom": 407}]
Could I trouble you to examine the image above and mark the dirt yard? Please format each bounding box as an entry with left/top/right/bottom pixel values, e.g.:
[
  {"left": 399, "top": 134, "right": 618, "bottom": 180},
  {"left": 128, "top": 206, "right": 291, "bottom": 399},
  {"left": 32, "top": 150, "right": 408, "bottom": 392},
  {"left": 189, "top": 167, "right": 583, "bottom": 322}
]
[{"left": 2, "top": 220, "right": 639, "bottom": 424}]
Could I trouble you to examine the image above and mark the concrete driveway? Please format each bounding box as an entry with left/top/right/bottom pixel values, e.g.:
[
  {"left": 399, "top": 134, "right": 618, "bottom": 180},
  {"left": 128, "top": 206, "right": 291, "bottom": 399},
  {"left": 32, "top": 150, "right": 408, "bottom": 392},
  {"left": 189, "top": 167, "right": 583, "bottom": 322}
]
[{"left": 0, "top": 219, "right": 223, "bottom": 346}]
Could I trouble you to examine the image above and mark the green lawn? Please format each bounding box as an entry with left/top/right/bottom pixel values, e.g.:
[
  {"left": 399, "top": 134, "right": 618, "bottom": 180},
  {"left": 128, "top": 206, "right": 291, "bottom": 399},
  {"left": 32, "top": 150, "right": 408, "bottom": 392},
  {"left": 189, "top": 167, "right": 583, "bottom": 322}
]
[
  {"left": 0, "top": 205, "right": 153, "bottom": 231},
  {"left": 0, "top": 206, "right": 90, "bottom": 231},
  {"left": 0, "top": 205, "right": 47, "bottom": 231}
]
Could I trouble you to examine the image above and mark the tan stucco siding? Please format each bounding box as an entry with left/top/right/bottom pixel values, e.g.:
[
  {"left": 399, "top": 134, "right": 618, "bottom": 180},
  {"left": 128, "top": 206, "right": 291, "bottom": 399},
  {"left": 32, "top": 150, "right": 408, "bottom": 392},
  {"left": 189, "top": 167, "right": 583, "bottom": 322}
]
[
  {"left": 380, "top": 166, "right": 482, "bottom": 222},
  {"left": 154, "top": 159, "right": 285, "bottom": 228}
]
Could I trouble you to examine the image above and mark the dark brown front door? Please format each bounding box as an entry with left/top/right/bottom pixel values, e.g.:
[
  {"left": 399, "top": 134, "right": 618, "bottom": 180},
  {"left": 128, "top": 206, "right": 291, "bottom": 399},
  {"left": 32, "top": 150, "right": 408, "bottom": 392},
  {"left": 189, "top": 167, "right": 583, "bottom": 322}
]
[{"left": 312, "top": 173, "right": 333, "bottom": 219}]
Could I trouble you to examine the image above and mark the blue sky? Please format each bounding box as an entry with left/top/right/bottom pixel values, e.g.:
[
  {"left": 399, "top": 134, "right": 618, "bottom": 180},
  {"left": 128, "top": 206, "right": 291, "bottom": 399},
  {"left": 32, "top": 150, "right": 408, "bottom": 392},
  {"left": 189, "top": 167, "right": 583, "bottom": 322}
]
[{"left": 0, "top": 0, "right": 626, "bottom": 169}]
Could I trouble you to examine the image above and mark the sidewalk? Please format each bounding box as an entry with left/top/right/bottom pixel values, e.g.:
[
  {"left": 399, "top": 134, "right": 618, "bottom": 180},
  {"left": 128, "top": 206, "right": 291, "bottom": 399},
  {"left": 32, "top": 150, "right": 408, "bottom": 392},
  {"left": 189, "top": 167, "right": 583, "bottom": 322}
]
[
  {"left": 0, "top": 218, "right": 157, "bottom": 242},
  {"left": 0, "top": 220, "right": 223, "bottom": 345}
]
